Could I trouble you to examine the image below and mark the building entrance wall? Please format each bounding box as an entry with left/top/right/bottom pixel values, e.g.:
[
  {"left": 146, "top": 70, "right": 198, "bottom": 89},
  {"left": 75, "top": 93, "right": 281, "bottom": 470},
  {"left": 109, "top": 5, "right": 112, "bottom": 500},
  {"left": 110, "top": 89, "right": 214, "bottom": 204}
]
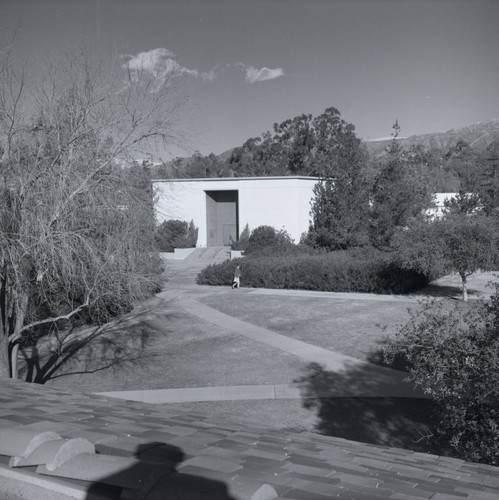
[
  {"left": 153, "top": 177, "right": 320, "bottom": 247},
  {"left": 206, "top": 190, "right": 238, "bottom": 246}
]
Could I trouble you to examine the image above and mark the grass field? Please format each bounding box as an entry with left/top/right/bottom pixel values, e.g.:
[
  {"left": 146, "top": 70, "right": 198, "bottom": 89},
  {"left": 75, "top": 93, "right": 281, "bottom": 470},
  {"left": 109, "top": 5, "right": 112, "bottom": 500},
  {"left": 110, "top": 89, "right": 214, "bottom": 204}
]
[{"left": 198, "top": 292, "right": 419, "bottom": 362}]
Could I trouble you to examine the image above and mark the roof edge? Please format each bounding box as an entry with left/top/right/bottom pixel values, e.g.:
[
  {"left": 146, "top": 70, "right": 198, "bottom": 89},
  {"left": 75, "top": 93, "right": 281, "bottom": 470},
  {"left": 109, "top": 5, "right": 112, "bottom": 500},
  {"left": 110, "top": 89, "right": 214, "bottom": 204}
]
[{"left": 151, "top": 176, "right": 321, "bottom": 183}]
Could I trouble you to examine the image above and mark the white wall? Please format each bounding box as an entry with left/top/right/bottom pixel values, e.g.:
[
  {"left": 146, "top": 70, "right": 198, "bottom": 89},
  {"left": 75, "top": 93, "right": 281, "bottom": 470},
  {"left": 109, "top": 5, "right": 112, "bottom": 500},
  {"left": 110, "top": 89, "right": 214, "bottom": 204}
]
[
  {"left": 237, "top": 178, "right": 315, "bottom": 244},
  {"left": 153, "top": 177, "right": 318, "bottom": 246},
  {"left": 427, "top": 193, "right": 458, "bottom": 218},
  {"left": 154, "top": 181, "right": 208, "bottom": 245}
]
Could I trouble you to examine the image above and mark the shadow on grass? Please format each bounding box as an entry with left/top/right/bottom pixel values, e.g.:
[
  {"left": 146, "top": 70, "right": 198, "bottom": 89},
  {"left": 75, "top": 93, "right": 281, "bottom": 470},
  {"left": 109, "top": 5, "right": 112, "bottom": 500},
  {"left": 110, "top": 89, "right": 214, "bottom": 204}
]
[
  {"left": 85, "top": 442, "right": 236, "bottom": 499},
  {"left": 18, "top": 298, "right": 181, "bottom": 385},
  {"left": 413, "top": 283, "right": 466, "bottom": 299},
  {"left": 295, "top": 362, "right": 441, "bottom": 455}
]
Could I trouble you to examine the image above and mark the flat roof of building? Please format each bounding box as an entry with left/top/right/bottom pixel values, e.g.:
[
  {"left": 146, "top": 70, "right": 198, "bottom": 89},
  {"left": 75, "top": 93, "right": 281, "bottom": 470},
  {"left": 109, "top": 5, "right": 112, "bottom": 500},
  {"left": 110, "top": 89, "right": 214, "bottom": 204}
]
[{"left": 152, "top": 176, "right": 321, "bottom": 183}]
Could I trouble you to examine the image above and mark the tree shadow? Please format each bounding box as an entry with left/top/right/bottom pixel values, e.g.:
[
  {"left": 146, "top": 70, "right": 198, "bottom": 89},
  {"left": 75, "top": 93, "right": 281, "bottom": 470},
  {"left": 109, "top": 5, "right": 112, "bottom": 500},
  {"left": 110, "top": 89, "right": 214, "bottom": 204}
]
[
  {"left": 295, "top": 362, "right": 443, "bottom": 455},
  {"left": 17, "top": 298, "right": 181, "bottom": 385},
  {"left": 85, "top": 442, "right": 236, "bottom": 499},
  {"left": 413, "top": 283, "right": 465, "bottom": 298}
]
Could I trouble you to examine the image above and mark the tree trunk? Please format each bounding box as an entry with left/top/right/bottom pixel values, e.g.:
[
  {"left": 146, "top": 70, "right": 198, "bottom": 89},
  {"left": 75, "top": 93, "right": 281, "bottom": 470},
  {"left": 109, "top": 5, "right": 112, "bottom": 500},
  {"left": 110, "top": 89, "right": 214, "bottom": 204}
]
[
  {"left": 10, "top": 343, "right": 19, "bottom": 379},
  {"left": 0, "top": 275, "right": 9, "bottom": 378},
  {"left": 9, "top": 293, "right": 28, "bottom": 380},
  {"left": 0, "top": 334, "right": 10, "bottom": 378},
  {"left": 460, "top": 272, "right": 468, "bottom": 302}
]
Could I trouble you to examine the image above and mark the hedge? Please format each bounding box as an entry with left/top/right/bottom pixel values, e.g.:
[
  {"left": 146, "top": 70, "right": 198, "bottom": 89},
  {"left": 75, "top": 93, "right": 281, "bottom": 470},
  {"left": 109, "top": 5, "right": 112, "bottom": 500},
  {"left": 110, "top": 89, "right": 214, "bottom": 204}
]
[{"left": 197, "top": 248, "right": 431, "bottom": 294}]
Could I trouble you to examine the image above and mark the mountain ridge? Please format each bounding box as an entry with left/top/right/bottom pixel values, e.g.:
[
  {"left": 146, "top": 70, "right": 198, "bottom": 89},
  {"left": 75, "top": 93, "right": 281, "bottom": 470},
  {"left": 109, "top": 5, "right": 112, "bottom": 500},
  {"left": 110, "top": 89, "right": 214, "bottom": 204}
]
[{"left": 363, "top": 119, "right": 499, "bottom": 156}]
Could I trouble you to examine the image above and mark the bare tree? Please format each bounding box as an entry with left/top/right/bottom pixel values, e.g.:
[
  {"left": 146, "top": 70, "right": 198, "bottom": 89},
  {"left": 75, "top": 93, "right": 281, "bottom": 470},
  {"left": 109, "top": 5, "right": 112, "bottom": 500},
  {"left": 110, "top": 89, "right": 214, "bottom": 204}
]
[{"left": 0, "top": 45, "right": 183, "bottom": 378}]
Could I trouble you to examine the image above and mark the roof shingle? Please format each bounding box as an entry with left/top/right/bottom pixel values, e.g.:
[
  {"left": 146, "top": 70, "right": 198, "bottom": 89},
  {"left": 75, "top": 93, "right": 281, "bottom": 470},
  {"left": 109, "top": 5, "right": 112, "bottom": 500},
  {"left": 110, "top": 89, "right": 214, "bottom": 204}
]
[{"left": 1, "top": 379, "right": 498, "bottom": 499}]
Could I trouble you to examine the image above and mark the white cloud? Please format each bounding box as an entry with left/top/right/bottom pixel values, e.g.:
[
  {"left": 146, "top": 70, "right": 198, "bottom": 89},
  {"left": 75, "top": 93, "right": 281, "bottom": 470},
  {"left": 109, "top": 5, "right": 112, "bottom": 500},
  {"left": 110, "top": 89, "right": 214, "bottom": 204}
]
[
  {"left": 239, "top": 64, "right": 284, "bottom": 83},
  {"left": 200, "top": 65, "right": 221, "bottom": 82},
  {"left": 122, "top": 49, "right": 284, "bottom": 84},
  {"left": 122, "top": 48, "right": 199, "bottom": 80}
]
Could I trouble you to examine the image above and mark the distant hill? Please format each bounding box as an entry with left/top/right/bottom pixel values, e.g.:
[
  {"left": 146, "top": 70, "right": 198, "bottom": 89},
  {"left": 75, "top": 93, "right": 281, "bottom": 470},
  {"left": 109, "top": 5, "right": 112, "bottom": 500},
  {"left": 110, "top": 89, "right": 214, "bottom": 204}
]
[{"left": 364, "top": 119, "right": 499, "bottom": 157}]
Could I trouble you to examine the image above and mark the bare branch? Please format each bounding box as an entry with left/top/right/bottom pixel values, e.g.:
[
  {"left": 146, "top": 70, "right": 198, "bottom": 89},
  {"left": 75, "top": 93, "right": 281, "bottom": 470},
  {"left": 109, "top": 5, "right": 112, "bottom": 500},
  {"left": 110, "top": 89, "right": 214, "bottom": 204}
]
[{"left": 9, "top": 296, "right": 91, "bottom": 342}]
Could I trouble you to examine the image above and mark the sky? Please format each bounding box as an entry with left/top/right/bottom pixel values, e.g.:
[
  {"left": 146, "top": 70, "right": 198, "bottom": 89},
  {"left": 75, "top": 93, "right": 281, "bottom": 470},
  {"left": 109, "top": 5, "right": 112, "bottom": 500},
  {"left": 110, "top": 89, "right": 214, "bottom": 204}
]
[{"left": 1, "top": 0, "right": 498, "bottom": 160}]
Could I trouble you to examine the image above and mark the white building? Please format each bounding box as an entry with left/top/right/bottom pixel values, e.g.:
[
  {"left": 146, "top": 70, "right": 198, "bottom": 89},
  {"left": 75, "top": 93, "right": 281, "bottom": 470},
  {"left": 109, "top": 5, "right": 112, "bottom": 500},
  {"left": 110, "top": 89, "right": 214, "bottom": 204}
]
[
  {"left": 427, "top": 193, "right": 462, "bottom": 218},
  {"left": 153, "top": 176, "right": 320, "bottom": 247}
]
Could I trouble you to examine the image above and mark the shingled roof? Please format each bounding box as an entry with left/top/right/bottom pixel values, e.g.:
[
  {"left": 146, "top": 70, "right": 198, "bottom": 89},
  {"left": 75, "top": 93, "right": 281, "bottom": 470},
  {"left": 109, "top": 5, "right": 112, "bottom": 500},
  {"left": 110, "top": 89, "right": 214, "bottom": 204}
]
[{"left": 1, "top": 379, "right": 499, "bottom": 499}]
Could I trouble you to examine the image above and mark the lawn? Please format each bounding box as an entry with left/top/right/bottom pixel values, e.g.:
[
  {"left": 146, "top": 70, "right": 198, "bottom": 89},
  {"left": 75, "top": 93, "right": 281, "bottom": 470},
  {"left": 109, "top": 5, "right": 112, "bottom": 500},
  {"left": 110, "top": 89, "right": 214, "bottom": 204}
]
[
  {"left": 199, "top": 291, "right": 420, "bottom": 362},
  {"left": 33, "top": 295, "right": 305, "bottom": 394},
  {"left": 199, "top": 271, "right": 498, "bottom": 362}
]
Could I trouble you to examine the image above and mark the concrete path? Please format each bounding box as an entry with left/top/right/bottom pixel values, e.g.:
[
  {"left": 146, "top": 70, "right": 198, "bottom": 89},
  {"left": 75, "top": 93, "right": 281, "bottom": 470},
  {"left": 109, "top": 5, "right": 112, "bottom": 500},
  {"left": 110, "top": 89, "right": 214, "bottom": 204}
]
[
  {"left": 97, "top": 368, "right": 426, "bottom": 403},
  {"left": 98, "top": 383, "right": 300, "bottom": 403}
]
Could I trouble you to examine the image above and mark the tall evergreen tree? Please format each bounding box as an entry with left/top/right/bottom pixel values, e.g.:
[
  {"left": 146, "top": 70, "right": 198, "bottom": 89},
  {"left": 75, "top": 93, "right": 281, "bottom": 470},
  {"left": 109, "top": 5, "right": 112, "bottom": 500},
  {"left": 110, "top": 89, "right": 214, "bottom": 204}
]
[
  {"left": 307, "top": 109, "right": 370, "bottom": 249},
  {"left": 369, "top": 121, "right": 431, "bottom": 248}
]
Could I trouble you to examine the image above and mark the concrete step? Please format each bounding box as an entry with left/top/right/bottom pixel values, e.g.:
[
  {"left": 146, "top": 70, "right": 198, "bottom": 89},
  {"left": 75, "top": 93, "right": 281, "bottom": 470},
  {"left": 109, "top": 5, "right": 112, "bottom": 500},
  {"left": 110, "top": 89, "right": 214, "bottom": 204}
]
[
  {"left": 163, "top": 246, "right": 231, "bottom": 285},
  {"left": 185, "top": 246, "right": 230, "bottom": 262}
]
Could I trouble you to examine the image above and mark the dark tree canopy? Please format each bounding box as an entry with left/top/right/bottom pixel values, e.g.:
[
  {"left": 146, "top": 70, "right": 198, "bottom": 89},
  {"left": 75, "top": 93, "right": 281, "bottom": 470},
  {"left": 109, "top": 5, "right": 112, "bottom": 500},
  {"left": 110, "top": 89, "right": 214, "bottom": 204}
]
[{"left": 369, "top": 121, "right": 432, "bottom": 248}]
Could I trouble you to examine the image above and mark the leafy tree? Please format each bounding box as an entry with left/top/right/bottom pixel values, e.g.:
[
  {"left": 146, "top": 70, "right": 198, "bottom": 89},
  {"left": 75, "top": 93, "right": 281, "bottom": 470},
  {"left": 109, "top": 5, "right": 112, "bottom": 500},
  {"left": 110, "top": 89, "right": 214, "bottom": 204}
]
[
  {"left": 310, "top": 107, "right": 366, "bottom": 177},
  {"left": 272, "top": 113, "right": 315, "bottom": 174},
  {"left": 227, "top": 107, "right": 367, "bottom": 180},
  {"left": 443, "top": 190, "right": 483, "bottom": 215},
  {"left": 393, "top": 211, "right": 499, "bottom": 301},
  {"left": 383, "top": 289, "right": 499, "bottom": 464},
  {"left": 307, "top": 177, "right": 370, "bottom": 250},
  {"left": 302, "top": 108, "right": 371, "bottom": 250},
  {"left": 0, "top": 46, "right": 182, "bottom": 378},
  {"left": 443, "top": 139, "right": 482, "bottom": 192},
  {"left": 369, "top": 121, "right": 432, "bottom": 248},
  {"left": 404, "top": 143, "right": 456, "bottom": 192},
  {"left": 228, "top": 133, "right": 289, "bottom": 177},
  {"left": 183, "top": 151, "right": 230, "bottom": 178},
  {"left": 476, "top": 140, "right": 499, "bottom": 215}
]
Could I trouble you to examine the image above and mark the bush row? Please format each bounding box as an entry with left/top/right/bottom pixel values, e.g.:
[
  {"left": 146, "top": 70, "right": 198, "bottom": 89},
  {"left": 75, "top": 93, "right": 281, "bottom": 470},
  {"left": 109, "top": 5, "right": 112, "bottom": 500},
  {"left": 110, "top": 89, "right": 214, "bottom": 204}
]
[{"left": 197, "top": 248, "right": 431, "bottom": 294}]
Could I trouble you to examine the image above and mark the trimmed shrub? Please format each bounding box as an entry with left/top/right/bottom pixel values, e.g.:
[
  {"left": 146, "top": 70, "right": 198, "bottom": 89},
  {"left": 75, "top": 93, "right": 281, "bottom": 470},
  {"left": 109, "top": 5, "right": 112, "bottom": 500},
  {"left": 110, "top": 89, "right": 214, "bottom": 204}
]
[
  {"left": 155, "top": 219, "right": 198, "bottom": 252},
  {"left": 198, "top": 260, "right": 243, "bottom": 287},
  {"left": 383, "top": 287, "right": 499, "bottom": 464},
  {"left": 197, "top": 247, "right": 430, "bottom": 294},
  {"left": 245, "top": 225, "right": 294, "bottom": 255}
]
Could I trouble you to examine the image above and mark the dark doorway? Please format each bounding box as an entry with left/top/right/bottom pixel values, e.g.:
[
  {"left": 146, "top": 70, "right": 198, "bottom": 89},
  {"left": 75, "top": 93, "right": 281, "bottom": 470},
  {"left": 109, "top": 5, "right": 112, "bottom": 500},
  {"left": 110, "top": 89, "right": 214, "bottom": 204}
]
[{"left": 206, "top": 190, "right": 238, "bottom": 246}]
